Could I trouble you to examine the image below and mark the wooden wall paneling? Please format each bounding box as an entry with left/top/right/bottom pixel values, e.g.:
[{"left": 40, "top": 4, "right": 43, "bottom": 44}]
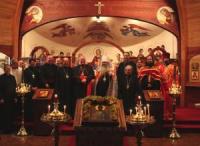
[
  {"left": 176, "top": 0, "right": 188, "bottom": 106},
  {"left": 12, "top": 0, "right": 24, "bottom": 58}
]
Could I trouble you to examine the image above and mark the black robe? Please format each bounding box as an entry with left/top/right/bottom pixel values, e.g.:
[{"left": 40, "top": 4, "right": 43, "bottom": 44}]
[
  {"left": 73, "top": 64, "right": 94, "bottom": 99},
  {"left": 117, "top": 61, "right": 137, "bottom": 84},
  {"left": 0, "top": 73, "right": 16, "bottom": 133},
  {"left": 55, "top": 66, "right": 72, "bottom": 115},
  {"left": 24, "top": 66, "right": 40, "bottom": 121},
  {"left": 24, "top": 66, "right": 40, "bottom": 87},
  {"left": 95, "top": 72, "right": 112, "bottom": 97},
  {"left": 40, "top": 63, "right": 57, "bottom": 88},
  {"left": 118, "top": 74, "right": 143, "bottom": 114}
]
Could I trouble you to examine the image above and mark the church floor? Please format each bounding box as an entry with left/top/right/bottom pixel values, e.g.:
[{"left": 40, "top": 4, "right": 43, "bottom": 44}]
[{"left": 0, "top": 133, "right": 200, "bottom": 146}]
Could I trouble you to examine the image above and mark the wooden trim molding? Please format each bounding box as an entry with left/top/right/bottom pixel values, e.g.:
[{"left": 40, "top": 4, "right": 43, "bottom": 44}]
[{"left": 12, "top": 0, "right": 24, "bottom": 58}]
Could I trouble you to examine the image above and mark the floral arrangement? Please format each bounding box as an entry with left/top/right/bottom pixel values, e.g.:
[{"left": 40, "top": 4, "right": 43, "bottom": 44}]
[{"left": 82, "top": 96, "right": 118, "bottom": 121}]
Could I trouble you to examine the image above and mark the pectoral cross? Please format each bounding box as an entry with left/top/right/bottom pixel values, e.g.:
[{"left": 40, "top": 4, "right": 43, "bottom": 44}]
[
  {"left": 94, "top": 1, "right": 104, "bottom": 15},
  {"left": 32, "top": 74, "right": 35, "bottom": 79}
]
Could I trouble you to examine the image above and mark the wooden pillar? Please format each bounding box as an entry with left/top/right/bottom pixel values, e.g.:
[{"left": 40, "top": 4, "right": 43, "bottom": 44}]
[{"left": 176, "top": 0, "right": 188, "bottom": 106}]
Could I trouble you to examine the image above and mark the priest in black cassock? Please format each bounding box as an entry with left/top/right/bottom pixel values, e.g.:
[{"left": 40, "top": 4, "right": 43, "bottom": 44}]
[
  {"left": 117, "top": 52, "right": 137, "bottom": 84},
  {"left": 40, "top": 56, "right": 57, "bottom": 88},
  {"left": 24, "top": 58, "right": 40, "bottom": 88},
  {"left": 0, "top": 64, "right": 17, "bottom": 133},
  {"left": 55, "top": 57, "right": 73, "bottom": 116},
  {"left": 24, "top": 58, "right": 40, "bottom": 121},
  {"left": 118, "top": 65, "right": 143, "bottom": 114},
  {"left": 73, "top": 57, "right": 94, "bottom": 99}
]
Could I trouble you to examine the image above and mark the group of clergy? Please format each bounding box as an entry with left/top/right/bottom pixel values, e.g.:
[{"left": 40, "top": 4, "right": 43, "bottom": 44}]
[{"left": 0, "top": 47, "right": 177, "bottom": 134}]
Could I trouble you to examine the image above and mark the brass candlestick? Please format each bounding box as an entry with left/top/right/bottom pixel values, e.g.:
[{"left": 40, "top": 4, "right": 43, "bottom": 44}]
[
  {"left": 128, "top": 96, "right": 152, "bottom": 123},
  {"left": 168, "top": 82, "right": 181, "bottom": 139},
  {"left": 16, "top": 83, "right": 31, "bottom": 136},
  {"left": 41, "top": 94, "right": 71, "bottom": 146},
  {"left": 127, "top": 96, "right": 155, "bottom": 146}
]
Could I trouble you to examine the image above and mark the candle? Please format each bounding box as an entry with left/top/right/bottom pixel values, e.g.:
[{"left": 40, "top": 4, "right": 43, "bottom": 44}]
[
  {"left": 138, "top": 96, "right": 141, "bottom": 105},
  {"left": 48, "top": 105, "right": 51, "bottom": 113},
  {"left": 54, "top": 94, "right": 58, "bottom": 102},
  {"left": 147, "top": 104, "right": 150, "bottom": 117},
  {"left": 135, "top": 107, "right": 138, "bottom": 114},
  {"left": 64, "top": 105, "right": 67, "bottom": 113},
  {"left": 129, "top": 109, "right": 133, "bottom": 116},
  {"left": 144, "top": 106, "right": 147, "bottom": 116},
  {"left": 141, "top": 110, "right": 144, "bottom": 115}
]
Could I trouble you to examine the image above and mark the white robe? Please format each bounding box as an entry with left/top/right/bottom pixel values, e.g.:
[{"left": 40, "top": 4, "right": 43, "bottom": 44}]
[
  {"left": 11, "top": 67, "right": 22, "bottom": 85},
  {"left": 0, "top": 67, "right": 4, "bottom": 75}
]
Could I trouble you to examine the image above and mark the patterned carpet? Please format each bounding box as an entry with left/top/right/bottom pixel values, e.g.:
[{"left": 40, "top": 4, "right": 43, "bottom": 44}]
[{"left": 1, "top": 134, "right": 200, "bottom": 146}]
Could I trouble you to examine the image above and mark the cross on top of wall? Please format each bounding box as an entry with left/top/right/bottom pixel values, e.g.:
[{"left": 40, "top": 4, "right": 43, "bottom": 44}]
[{"left": 94, "top": 1, "right": 104, "bottom": 15}]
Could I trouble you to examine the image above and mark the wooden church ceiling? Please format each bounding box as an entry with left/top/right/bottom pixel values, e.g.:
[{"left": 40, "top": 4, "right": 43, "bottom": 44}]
[
  {"left": 33, "top": 17, "right": 167, "bottom": 47},
  {"left": 0, "top": 0, "right": 18, "bottom": 46}
]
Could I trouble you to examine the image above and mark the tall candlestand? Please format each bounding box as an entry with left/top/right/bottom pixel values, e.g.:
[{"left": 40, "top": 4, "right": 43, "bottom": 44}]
[
  {"left": 126, "top": 96, "right": 155, "bottom": 146},
  {"left": 126, "top": 116, "right": 155, "bottom": 146},
  {"left": 16, "top": 83, "right": 31, "bottom": 136},
  {"left": 169, "top": 83, "right": 181, "bottom": 139},
  {"left": 41, "top": 95, "right": 71, "bottom": 146}
]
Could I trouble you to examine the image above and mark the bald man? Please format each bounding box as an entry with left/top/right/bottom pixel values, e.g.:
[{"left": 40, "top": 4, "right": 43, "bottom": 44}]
[
  {"left": 55, "top": 57, "right": 73, "bottom": 116},
  {"left": 118, "top": 65, "right": 143, "bottom": 114}
]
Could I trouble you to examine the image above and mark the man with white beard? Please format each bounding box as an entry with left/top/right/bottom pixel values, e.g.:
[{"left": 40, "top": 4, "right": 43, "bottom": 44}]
[
  {"left": 10, "top": 59, "right": 22, "bottom": 85},
  {"left": 0, "top": 65, "right": 3, "bottom": 75},
  {"left": 93, "top": 56, "right": 116, "bottom": 97}
]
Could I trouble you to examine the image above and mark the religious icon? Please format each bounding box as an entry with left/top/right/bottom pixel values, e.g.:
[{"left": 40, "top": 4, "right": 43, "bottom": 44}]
[
  {"left": 157, "top": 6, "right": 174, "bottom": 25},
  {"left": 51, "top": 23, "right": 75, "bottom": 37},
  {"left": 120, "top": 24, "right": 150, "bottom": 37},
  {"left": 25, "top": 6, "right": 43, "bottom": 24},
  {"left": 39, "top": 90, "right": 49, "bottom": 97},
  {"left": 191, "top": 62, "right": 199, "bottom": 71},
  {"left": 147, "top": 90, "right": 161, "bottom": 100},
  {"left": 84, "top": 22, "right": 112, "bottom": 40},
  {"left": 191, "top": 71, "right": 199, "bottom": 80}
]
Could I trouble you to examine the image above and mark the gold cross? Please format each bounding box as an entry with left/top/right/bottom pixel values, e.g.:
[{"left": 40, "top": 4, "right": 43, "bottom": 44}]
[{"left": 94, "top": 1, "right": 104, "bottom": 15}]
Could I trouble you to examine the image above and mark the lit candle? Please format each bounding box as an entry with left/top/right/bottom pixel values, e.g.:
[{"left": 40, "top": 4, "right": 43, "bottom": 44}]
[
  {"left": 138, "top": 96, "right": 141, "bottom": 105},
  {"left": 135, "top": 107, "right": 138, "bottom": 114},
  {"left": 144, "top": 106, "right": 147, "bottom": 116},
  {"left": 54, "top": 94, "right": 58, "bottom": 102},
  {"left": 48, "top": 105, "right": 51, "bottom": 113},
  {"left": 141, "top": 110, "right": 144, "bottom": 115},
  {"left": 129, "top": 109, "right": 133, "bottom": 116},
  {"left": 147, "top": 104, "right": 150, "bottom": 117},
  {"left": 64, "top": 105, "right": 67, "bottom": 113}
]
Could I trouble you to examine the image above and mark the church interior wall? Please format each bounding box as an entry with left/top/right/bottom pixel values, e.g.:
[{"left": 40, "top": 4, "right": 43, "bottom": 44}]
[
  {"left": 22, "top": 31, "right": 72, "bottom": 57},
  {"left": 123, "top": 31, "right": 177, "bottom": 58},
  {"left": 22, "top": 29, "right": 177, "bottom": 61},
  {"left": 0, "top": 53, "right": 7, "bottom": 59},
  {"left": 176, "top": 0, "right": 200, "bottom": 106}
]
